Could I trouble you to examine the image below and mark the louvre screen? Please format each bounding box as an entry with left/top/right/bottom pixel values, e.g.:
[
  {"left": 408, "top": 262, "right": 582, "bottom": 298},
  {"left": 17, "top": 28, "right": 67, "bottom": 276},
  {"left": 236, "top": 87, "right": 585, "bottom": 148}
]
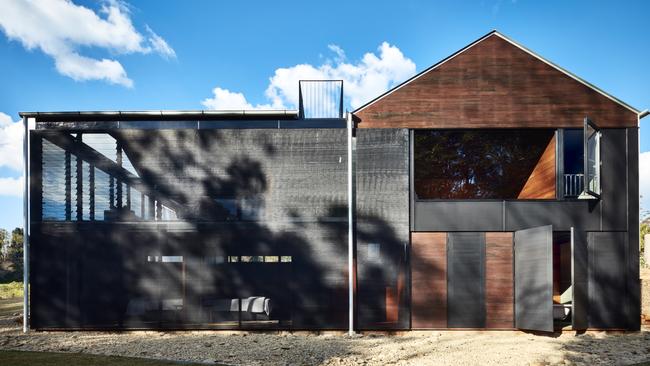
[
  {"left": 447, "top": 232, "right": 486, "bottom": 328},
  {"left": 30, "top": 128, "right": 349, "bottom": 330},
  {"left": 588, "top": 232, "right": 627, "bottom": 329},
  {"left": 355, "top": 129, "right": 410, "bottom": 330}
]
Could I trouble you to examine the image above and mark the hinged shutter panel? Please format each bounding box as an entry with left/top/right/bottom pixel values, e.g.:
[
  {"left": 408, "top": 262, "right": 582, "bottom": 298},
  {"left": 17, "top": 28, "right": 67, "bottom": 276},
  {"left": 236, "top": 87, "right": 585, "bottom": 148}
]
[
  {"left": 515, "top": 225, "right": 553, "bottom": 332},
  {"left": 571, "top": 228, "right": 589, "bottom": 330},
  {"left": 447, "top": 233, "right": 485, "bottom": 328},
  {"left": 583, "top": 117, "right": 601, "bottom": 199}
]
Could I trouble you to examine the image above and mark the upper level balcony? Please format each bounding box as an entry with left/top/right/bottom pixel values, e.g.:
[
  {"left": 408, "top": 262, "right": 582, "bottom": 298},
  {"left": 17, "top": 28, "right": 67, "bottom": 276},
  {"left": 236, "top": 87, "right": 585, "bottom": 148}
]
[{"left": 298, "top": 80, "right": 344, "bottom": 119}]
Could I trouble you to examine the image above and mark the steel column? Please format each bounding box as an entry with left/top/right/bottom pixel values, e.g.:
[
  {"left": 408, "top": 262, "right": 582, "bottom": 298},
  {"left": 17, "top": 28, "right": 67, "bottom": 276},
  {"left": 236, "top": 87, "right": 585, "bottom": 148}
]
[
  {"left": 22, "top": 116, "right": 30, "bottom": 333},
  {"left": 347, "top": 112, "right": 354, "bottom": 335}
]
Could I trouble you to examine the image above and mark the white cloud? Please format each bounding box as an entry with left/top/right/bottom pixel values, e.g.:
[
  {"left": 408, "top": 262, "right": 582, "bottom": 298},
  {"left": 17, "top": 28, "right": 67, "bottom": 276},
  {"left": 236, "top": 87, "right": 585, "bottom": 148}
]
[
  {"left": 640, "top": 151, "right": 650, "bottom": 219},
  {"left": 0, "top": 176, "right": 23, "bottom": 198},
  {"left": 55, "top": 52, "right": 133, "bottom": 87},
  {"left": 146, "top": 25, "right": 176, "bottom": 60},
  {"left": 327, "top": 44, "right": 345, "bottom": 62},
  {"left": 0, "top": 112, "right": 24, "bottom": 172},
  {"left": 0, "top": 0, "right": 175, "bottom": 87},
  {"left": 202, "top": 42, "right": 416, "bottom": 111},
  {"left": 0, "top": 112, "right": 24, "bottom": 198},
  {"left": 201, "top": 88, "right": 275, "bottom": 111}
]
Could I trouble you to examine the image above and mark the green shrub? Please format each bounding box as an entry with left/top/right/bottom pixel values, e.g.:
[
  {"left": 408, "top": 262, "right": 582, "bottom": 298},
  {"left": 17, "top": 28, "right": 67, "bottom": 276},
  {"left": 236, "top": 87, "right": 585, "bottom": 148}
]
[{"left": 0, "top": 282, "right": 23, "bottom": 299}]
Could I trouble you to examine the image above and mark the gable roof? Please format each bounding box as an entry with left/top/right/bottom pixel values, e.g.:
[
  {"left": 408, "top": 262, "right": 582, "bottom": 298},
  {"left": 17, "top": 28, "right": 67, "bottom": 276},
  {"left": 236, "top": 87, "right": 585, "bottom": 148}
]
[{"left": 354, "top": 31, "right": 640, "bottom": 121}]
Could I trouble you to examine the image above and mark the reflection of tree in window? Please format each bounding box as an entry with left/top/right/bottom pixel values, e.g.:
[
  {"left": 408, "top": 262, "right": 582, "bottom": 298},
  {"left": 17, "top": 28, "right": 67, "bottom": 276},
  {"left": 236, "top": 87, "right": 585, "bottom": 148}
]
[{"left": 414, "top": 129, "right": 555, "bottom": 199}]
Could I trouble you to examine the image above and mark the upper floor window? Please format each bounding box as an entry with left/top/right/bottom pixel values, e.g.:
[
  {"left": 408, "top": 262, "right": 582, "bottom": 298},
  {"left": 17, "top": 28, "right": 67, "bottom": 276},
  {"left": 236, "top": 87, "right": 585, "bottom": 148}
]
[
  {"left": 562, "top": 118, "right": 601, "bottom": 199},
  {"left": 414, "top": 129, "right": 556, "bottom": 200},
  {"left": 562, "top": 129, "right": 584, "bottom": 198}
]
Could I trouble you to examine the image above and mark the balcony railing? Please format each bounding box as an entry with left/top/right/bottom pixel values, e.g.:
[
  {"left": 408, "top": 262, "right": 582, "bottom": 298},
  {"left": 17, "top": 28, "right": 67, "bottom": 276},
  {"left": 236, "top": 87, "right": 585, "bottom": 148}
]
[
  {"left": 564, "top": 174, "right": 584, "bottom": 198},
  {"left": 298, "top": 80, "right": 344, "bottom": 119}
]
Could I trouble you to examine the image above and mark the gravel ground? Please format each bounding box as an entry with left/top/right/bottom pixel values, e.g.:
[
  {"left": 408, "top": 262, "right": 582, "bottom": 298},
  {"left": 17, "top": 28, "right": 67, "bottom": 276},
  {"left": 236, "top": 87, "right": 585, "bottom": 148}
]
[
  {"left": 2, "top": 277, "right": 650, "bottom": 366},
  {"left": 0, "top": 320, "right": 649, "bottom": 366}
]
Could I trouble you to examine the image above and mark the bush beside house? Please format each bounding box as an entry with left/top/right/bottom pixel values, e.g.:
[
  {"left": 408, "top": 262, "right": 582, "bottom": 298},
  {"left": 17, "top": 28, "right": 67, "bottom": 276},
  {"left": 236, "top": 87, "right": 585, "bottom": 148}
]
[{"left": 0, "top": 228, "right": 23, "bottom": 283}]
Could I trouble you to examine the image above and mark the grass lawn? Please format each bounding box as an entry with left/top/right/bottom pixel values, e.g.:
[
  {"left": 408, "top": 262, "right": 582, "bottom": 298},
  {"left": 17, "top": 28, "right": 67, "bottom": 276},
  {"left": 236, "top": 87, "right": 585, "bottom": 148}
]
[
  {"left": 0, "top": 297, "right": 21, "bottom": 318},
  {"left": 0, "top": 350, "right": 211, "bottom": 366}
]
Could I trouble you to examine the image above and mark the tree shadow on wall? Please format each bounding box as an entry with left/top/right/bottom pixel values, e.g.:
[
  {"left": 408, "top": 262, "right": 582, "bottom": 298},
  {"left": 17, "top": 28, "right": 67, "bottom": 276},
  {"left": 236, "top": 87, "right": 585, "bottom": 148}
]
[{"left": 33, "top": 128, "right": 363, "bottom": 330}]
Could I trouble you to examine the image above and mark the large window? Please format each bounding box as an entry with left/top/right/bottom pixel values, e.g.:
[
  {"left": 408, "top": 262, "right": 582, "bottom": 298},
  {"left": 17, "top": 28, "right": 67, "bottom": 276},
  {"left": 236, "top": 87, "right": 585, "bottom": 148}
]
[
  {"left": 562, "top": 117, "right": 601, "bottom": 200},
  {"left": 414, "top": 129, "right": 556, "bottom": 200}
]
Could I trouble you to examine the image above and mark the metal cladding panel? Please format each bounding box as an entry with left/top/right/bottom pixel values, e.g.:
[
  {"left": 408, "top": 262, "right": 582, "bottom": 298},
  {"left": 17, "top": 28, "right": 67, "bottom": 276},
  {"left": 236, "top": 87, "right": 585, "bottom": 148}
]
[
  {"left": 626, "top": 127, "right": 640, "bottom": 330},
  {"left": 572, "top": 229, "right": 589, "bottom": 330},
  {"left": 355, "top": 129, "right": 410, "bottom": 330},
  {"left": 588, "top": 232, "right": 627, "bottom": 329},
  {"left": 447, "top": 233, "right": 486, "bottom": 328},
  {"left": 505, "top": 201, "right": 599, "bottom": 232},
  {"left": 600, "top": 129, "right": 627, "bottom": 231},
  {"left": 514, "top": 225, "right": 553, "bottom": 332},
  {"left": 414, "top": 201, "right": 503, "bottom": 232},
  {"left": 30, "top": 129, "right": 349, "bottom": 330},
  {"left": 415, "top": 200, "right": 603, "bottom": 232}
]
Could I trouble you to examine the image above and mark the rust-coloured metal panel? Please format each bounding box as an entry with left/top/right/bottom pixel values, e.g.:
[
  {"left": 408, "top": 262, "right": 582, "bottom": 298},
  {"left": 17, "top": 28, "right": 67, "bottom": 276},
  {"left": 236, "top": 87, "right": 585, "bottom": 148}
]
[
  {"left": 485, "top": 232, "right": 514, "bottom": 328},
  {"left": 411, "top": 232, "right": 447, "bottom": 328},
  {"left": 518, "top": 135, "right": 556, "bottom": 199},
  {"left": 354, "top": 34, "right": 637, "bottom": 129}
]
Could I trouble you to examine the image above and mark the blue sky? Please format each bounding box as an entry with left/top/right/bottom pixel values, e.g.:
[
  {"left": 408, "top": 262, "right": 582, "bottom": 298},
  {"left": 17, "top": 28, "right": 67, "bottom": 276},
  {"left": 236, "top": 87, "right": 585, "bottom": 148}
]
[{"left": 0, "top": 0, "right": 649, "bottom": 231}]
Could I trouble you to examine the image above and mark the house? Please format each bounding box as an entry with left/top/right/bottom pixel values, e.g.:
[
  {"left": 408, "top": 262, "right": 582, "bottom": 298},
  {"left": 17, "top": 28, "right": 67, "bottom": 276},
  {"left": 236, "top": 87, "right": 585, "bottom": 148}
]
[{"left": 20, "top": 31, "right": 646, "bottom": 332}]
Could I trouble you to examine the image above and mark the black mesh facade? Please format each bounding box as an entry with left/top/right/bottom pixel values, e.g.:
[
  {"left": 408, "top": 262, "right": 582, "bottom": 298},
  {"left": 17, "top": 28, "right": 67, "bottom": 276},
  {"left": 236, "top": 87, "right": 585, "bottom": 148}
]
[
  {"left": 355, "top": 129, "right": 410, "bottom": 330},
  {"left": 30, "top": 128, "right": 349, "bottom": 330}
]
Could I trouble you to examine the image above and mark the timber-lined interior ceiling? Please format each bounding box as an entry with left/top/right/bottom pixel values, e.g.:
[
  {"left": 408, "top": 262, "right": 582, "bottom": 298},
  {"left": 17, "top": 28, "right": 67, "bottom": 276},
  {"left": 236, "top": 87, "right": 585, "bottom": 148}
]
[{"left": 353, "top": 33, "right": 637, "bottom": 129}]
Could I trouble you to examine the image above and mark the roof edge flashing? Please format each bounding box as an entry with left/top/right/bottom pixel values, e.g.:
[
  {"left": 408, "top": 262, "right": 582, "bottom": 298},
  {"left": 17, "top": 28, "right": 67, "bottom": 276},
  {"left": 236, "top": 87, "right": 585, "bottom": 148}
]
[{"left": 19, "top": 109, "right": 300, "bottom": 121}]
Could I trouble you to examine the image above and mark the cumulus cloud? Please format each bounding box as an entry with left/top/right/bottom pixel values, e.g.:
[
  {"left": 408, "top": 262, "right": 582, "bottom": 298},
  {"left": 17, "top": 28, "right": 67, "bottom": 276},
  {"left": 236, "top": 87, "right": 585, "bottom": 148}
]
[
  {"left": 202, "top": 42, "right": 416, "bottom": 110},
  {"left": 201, "top": 88, "right": 276, "bottom": 111},
  {"left": 0, "top": 112, "right": 25, "bottom": 198},
  {"left": 0, "top": 112, "right": 24, "bottom": 172},
  {"left": 640, "top": 151, "right": 650, "bottom": 219},
  {"left": 0, "top": 176, "right": 23, "bottom": 197},
  {"left": 0, "top": 0, "right": 175, "bottom": 87}
]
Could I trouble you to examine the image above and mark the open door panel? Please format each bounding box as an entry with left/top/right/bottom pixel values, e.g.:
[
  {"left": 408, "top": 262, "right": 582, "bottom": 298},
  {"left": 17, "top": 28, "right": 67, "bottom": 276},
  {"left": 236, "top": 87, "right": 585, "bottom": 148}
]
[{"left": 515, "top": 225, "right": 553, "bottom": 332}]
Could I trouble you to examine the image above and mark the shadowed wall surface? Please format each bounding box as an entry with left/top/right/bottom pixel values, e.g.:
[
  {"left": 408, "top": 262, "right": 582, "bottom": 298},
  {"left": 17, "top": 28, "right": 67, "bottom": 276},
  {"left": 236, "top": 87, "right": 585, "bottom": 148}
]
[
  {"left": 355, "top": 129, "right": 410, "bottom": 330},
  {"left": 30, "top": 128, "right": 350, "bottom": 330}
]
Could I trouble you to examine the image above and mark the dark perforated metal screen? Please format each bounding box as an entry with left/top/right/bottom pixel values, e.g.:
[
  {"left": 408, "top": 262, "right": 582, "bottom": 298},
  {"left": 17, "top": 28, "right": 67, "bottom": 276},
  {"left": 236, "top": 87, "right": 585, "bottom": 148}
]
[
  {"left": 30, "top": 128, "right": 349, "bottom": 330},
  {"left": 588, "top": 231, "right": 627, "bottom": 329},
  {"left": 355, "top": 129, "right": 410, "bottom": 330},
  {"left": 447, "top": 232, "right": 485, "bottom": 328},
  {"left": 514, "top": 225, "right": 553, "bottom": 332}
]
